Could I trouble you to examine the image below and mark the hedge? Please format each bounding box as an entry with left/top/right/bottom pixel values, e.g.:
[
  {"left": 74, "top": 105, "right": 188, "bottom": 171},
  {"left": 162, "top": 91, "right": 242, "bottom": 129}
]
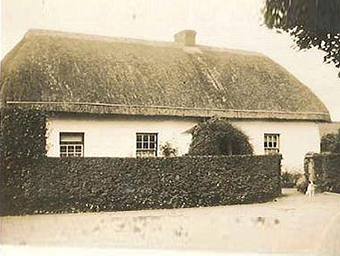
[
  {"left": 0, "top": 155, "right": 282, "bottom": 216},
  {"left": 0, "top": 108, "right": 282, "bottom": 215},
  {"left": 310, "top": 153, "right": 340, "bottom": 193},
  {"left": 0, "top": 108, "right": 47, "bottom": 161}
]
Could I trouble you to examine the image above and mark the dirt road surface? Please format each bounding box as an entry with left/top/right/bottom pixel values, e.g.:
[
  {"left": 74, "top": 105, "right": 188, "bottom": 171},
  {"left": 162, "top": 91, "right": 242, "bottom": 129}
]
[{"left": 1, "top": 189, "right": 340, "bottom": 255}]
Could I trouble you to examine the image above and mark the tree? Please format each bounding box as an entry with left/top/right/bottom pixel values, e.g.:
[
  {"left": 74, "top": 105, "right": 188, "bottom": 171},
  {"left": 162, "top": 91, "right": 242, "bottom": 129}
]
[
  {"left": 188, "top": 118, "right": 253, "bottom": 156},
  {"left": 263, "top": 0, "right": 340, "bottom": 76},
  {"left": 321, "top": 128, "right": 340, "bottom": 153}
]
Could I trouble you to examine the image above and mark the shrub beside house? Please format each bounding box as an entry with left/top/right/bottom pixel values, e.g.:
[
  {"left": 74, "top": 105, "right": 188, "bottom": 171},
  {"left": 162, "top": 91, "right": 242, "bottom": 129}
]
[
  {"left": 321, "top": 128, "right": 340, "bottom": 153},
  {"left": 188, "top": 118, "right": 254, "bottom": 156}
]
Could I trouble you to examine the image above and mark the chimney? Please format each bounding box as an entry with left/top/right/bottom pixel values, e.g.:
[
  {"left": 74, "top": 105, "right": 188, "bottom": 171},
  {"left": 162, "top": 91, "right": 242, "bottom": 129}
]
[{"left": 174, "top": 30, "right": 196, "bottom": 46}]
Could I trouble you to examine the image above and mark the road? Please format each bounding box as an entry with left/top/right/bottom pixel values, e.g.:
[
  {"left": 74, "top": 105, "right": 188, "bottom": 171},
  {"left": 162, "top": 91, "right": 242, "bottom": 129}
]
[{"left": 1, "top": 189, "right": 340, "bottom": 255}]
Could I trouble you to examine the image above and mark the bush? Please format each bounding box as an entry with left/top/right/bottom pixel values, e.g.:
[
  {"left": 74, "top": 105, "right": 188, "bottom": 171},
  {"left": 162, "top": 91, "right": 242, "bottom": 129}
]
[
  {"left": 188, "top": 118, "right": 254, "bottom": 156},
  {"left": 281, "top": 172, "right": 302, "bottom": 188},
  {"left": 0, "top": 108, "right": 47, "bottom": 214},
  {"left": 321, "top": 129, "right": 340, "bottom": 153},
  {"left": 1, "top": 155, "right": 282, "bottom": 216},
  {"left": 160, "top": 142, "right": 178, "bottom": 157},
  {"left": 313, "top": 153, "right": 340, "bottom": 193},
  {"left": 0, "top": 108, "right": 47, "bottom": 161}
]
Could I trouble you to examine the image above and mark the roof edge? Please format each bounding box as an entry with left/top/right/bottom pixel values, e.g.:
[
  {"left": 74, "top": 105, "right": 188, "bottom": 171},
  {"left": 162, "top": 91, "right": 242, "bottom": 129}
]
[
  {"left": 24, "top": 29, "right": 178, "bottom": 48},
  {"left": 5, "top": 101, "right": 331, "bottom": 122},
  {"left": 23, "top": 29, "right": 265, "bottom": 57}
]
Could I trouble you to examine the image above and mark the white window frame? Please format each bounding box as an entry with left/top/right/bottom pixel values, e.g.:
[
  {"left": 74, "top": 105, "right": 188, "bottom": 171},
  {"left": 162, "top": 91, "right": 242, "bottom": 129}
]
[
  {"left": 60, "top": 132, "right": 84, "bottom": 157},
  {"left": 264, "top": 133, "right": 280, "bottom": 155},
  {"left": 136, "top": 133, "right": 158, "bottom": 157}
]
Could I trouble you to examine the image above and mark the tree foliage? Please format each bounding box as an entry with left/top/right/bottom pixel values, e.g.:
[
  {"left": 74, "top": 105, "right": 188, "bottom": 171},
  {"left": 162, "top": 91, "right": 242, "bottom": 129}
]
[
  {"left": 321, "top": 128, "right": 340, "bottom": 153},
  {"left": 188, "top": 118, "right": 254, "bottom": 156},
  {"left": 264, "top": 0, "right": 340, "bottom": 75}
]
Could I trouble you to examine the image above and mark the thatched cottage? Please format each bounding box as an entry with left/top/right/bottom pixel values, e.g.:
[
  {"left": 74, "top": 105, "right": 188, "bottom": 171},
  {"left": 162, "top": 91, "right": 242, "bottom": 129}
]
[{"left": 1, "top": 29, "right": 330, "bottom": 172}]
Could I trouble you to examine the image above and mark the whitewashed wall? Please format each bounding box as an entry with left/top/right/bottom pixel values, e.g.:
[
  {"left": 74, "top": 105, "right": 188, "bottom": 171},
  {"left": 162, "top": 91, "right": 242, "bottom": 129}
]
[
  {"left": 231, "top": 120, "right": 321, "bottom": 172},
  {"left": 46, "top": 115, "right": 198, "bottom": 158},
  {"left": 46, "top": 115, "right": 321, "bottom": 172}
]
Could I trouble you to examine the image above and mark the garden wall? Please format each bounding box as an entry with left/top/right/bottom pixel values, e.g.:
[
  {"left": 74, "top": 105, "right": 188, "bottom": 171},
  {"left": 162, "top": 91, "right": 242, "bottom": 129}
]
[
  {"left": 0, "top": 155, "right": 282, "bottom": 216},
  {"left": 304, "top": 153, "right": 340, "bottom": 193}
]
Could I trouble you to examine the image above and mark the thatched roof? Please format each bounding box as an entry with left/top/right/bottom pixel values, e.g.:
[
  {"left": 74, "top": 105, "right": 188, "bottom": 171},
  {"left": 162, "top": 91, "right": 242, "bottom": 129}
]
[{"left": 1, "top": 29, "right": 330, "bottom": 121}]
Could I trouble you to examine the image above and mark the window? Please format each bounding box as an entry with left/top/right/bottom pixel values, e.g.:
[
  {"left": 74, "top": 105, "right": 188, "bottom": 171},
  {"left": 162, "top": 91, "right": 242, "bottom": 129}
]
[
  {"left": 60, "top": 132, "right": 84, "bottom": 157},
  {"left": 136, "top": 133, "right": 158, "bottom": 157},
  {"left": 264, "top": 134, "right": 280, "bottom": 154}
]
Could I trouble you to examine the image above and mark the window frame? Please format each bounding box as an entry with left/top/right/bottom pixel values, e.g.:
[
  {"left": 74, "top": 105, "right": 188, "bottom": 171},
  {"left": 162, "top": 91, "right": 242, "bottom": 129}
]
[
  {"left": 136, "top": 132, "right": 158, "bottom": 157},
  {"left": 59, "top": 132, "right": 85, "bottom": 157},
  {"left": 264, "top": 133, "right": 280, "bottom": 155}
]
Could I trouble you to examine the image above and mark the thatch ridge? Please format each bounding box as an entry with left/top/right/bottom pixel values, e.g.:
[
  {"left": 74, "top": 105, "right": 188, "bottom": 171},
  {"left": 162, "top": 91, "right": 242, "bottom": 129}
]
[
  {"left": 1, "top": 29, "right": 331, "bottom": 122},
  {"left": 23, "top": 29, "right": 265, "bottom": 57}
]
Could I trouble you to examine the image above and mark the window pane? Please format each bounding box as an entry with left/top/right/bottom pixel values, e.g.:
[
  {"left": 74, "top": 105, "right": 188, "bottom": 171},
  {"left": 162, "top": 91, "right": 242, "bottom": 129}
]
[
  {"left": 137, "top": 150, "right": 156, "bottom": 157},
  {"left": 264, "top": 134, "right": 279, "bottom": 154},
  {"left": 60, "top": 134, "right": 83, "bottom": 143},
  {"left": 136, "top": 133, "right": 158, "bottom": 157},
  {"left": 60, "top": 132, "right": 84, "bottom": 157}
]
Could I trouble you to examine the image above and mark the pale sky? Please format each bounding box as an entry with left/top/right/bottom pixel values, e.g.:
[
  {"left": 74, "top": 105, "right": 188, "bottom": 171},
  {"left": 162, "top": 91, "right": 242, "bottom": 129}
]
[{"left": 1, "top": 0, "right": 340, "bottom": 121}]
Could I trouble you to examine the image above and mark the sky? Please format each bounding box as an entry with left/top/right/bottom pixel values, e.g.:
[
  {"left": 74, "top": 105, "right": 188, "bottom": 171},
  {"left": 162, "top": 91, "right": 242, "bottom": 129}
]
[{"left": 1, "top": 0, "right": 340, "bottom": 121}]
